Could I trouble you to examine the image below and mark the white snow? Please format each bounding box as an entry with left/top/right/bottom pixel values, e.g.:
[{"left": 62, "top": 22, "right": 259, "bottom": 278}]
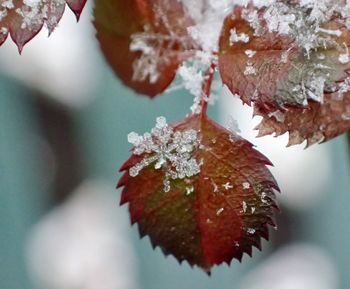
[{"left": 128, "top": 117, "right": 201, "bottom": 192}]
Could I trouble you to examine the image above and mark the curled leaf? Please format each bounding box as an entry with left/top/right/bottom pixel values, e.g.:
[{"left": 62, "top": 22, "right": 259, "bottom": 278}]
[
  {"left": 0, "top": 0, "right": 86, "bottom": 52},
  {"left": 94, "top": 0, "right": 196, "bottom": 97},
  {"left": 118, "top": 115, "right": 279, "bottom": 272}
]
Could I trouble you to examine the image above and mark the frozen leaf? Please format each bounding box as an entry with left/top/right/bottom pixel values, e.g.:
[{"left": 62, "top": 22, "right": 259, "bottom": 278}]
[
  {"left": 0, "top": 0, "right": 86, "bottom": 52},
  {"left": 219, "top": 3, "right": 350, "bottom": 110},
  {"left": 255, "top": 91, "right": 350, "bottom": 147},
  {"left": 118, "top": 115, "right": 279, "bottom": 272},
  {"left": 94, "top": 0, "right": 196, "bottom": 97}
]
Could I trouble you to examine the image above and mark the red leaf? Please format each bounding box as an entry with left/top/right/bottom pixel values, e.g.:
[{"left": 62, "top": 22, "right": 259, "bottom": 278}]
[
  {"left": 94, "top": 0, "right": 196, "bottom": 97},
  {"left": 66, "top": 0, "right": 86, "bottom": 20},
  {"left": 255, "top": 92, "right": 350, "bottom": 147},
  {"left": 118, "top": 115, "right": 279, "bottom": 272},
  {"left": 219, "top": 5, "right": 350, "bottom": 110},
  {"left": 0, "top": 0, "right": 86, "bottom": 52}
]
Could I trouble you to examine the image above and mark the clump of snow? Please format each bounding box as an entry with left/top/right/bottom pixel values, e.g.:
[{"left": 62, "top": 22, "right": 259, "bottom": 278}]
[
  {"left": 183, "top": 0, "right": 234, "bottom": 52},
  {"left": 229, "top": 28, "right": 250, "bottom": 45},
  {"left": 128, "top": 117, "right": 201, "bottom": 192}
]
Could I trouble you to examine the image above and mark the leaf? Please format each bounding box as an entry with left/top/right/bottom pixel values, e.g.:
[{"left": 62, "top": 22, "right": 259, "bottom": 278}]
[
  {"left": 117, "top": 115, "right": 279, "bottom": 272},
  {"left": 94, "top": 0, "right": 196, "bottom": 97},
  {"left": 218, "top": 4, "right": 350, "bottom": 110},
  {"left": 0, "top": 0, "right": 86, "bottom": 52},
  {"left": 255, "top": 92, "right": 350, "bottom": 147},
  {"left": 66, "top": 0, "right": 86, "bottom": 20}
]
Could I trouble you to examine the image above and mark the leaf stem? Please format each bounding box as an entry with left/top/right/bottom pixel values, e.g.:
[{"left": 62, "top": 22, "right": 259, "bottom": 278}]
[{"left": 200, "top": 63, "right": 216, "bottom": 118}]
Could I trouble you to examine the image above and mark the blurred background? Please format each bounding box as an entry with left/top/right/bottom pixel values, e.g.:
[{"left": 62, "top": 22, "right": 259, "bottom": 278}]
[{"left": 1, "top": 4, "right": 350, "bottom": 289}]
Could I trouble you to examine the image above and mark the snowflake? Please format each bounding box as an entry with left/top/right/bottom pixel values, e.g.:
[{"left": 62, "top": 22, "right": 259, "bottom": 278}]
[{"left": 128, "top": 117, "right": 201, "bottom": 192}]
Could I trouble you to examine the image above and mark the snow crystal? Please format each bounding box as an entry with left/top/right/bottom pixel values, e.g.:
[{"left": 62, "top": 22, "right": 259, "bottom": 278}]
[
  {"left": 242, "top": 182, "right": 251, "bottom": 189},
  {"left": 2, "top": 0, "right": 14, "bottom": 9},
  {"left": 261, "top": 192, "right": 270, "bottom": 204},
  {"left": 229, "top": 28, "right": 250, "bottom": 45},
  {"left": 245, "top": 49, "right": 257, "bottom": 58},
  {"left": 185, "top": 186, "right": 194, "bottom": 195},
  {"left": 183, "top": 0, "right": 234, "bottom": 52},
  {"left": 211, "top": 179, "right": 219, "bottom": 193},
  {"left": 244, "top": 62, "right": 256, "bottom": 76},
  {"left": 223, "top": 182, "right": 233, "bottom": 190},
  {"left": 242, "top": 201, "right": 248, "bottom": 213},
  {"left": 128, "top": 117, "right": 201, "bottom": 192},
  {"left": 216, "top": 207, "right": 225, "bottom": 216},
  {"left": 247, "top": 228, "right": 256, "bottom": 234}
]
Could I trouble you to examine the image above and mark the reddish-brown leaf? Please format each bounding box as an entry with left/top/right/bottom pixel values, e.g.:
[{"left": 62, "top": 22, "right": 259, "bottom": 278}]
[
  {"left": 66, "top": 0, "right": 86, "bottom": 20},
  {"left": 94, "top": 0, "right": 196, "bottom": 97},
  {"left": 0, "top": 0, "right": 86, "bottom": 52},
  {"left": 118, "top": 115, "right": 279, "bottom": 272},
  {"left": 255, "top": 92, "right": 350, "bottom": 147},
  {"left": 218, "top": 5, "right": 350, "bottom": 110}
]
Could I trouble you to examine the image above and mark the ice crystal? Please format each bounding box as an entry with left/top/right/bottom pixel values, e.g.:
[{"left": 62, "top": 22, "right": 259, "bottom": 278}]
[
  {"left": 130, "top": 24, "right": 194, "bottom": 84},
  {"left": 216, "top": 207, "right": 225, "bottom": 216},
  {"left": 223, "top": 182, "right": 233, "bottom": 190},
  {"left": 242, "top": 182, "right": 251, "bottom": 189},
  {"left": 229, "top": 28, "right": 250, "bottom": 44},
  {"left": 246, "top": 228, "right": 256, "bottom": 234},
  {"left": 128, "top": 117, "right": 201, "bottom": 192},
  {"left": 244, "top": 62, "right": 257, "bottom": 76}
]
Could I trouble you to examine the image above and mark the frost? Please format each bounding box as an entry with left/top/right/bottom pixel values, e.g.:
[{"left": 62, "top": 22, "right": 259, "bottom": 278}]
[
  {"left": 223, "top": 182, "right": 233, "bottom": 190},
  {"left": 130, "top": 24, "right": 193, "bottom": 84},
  {"left": 176, "top": 55, "right": 213, "bottom": 114},
  {"left": 245, "top": 49, "right": 256, "bottom": 58},
  {"left": 185, "top": 186, "right": 194, "bottom": 195},
  {"left": 168, "top": 51, "right": 217, "bottom": 115},
  {"left": 229, "top": 28, "right": 250, "bottom": 44},
  {"left": 246, "top": 228, "right": 256, "bottom": 234},
  {"left": 242, "top": 201, "right": 248, "bottom": 213},
  {"left": 2, "top": 0, "right": 14, "bottom": 9},
  {"left": 263, "top": 3, "right": 296, "bottom": 35},
  {"left": 216, "top": 207, "right": 225, "bottom": 216},
  {"left": 183, "top": 0, "right": 234, "bottom": 52},
  {"left": 244, "top": 62, "right": 256, "bottom": 76},
  {"left": 128, "top": 117, "right": 201, "bottom": 192},
  {"left": 242, "top": 182, "right": 250, "bottom": 189}
]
